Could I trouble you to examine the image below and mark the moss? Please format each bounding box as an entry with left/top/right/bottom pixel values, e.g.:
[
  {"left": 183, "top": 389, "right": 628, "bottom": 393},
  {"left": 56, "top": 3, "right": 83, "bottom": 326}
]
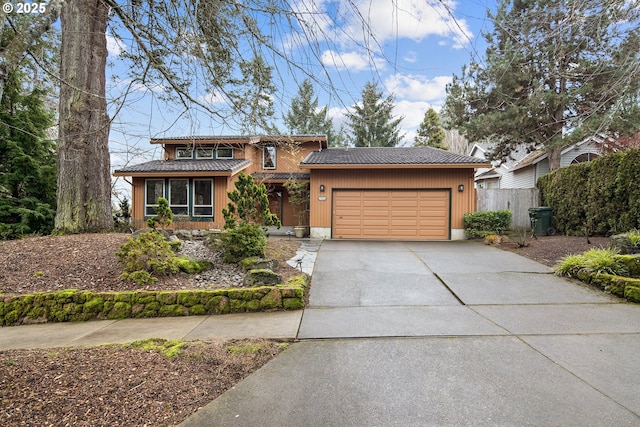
[
  {"left": 108, "top": 302, "right": 132, "bottom": 319},
  {"left": 624, "top": 285, "right": 640, "bottom": 303},
  {"left": 282, "top": 298, "right": 304, "bottom": 310},
  {"left": 226, "top": 342, "right": 264, "bottom": 355},
  {"left": 205, "top": 296, "right": 230, "bottom": 314},
  {"left": 226, "top": 289, "right": 246, "bottom": 300},
  {"left": 114, "top": 293, "right": 132, "bottom": 303},
  {"left": 189, "top": 304, "right": 206, "bottom": 315},
  {"left": 83, "top": 297, "right": 104, "bottom": 314},
  {"left": 54, "top": 290, "right": 79, "bottom": 304},
  {"left": 5, "top": 310, "right": 20, "bottom": 325},
  {"left": 159, "top": 304, "right": 188, "bottom": 317},
  {"left": 246, "top": 299, "right": 261, "bottom": 311},
  {"left": 157, "top": 292, "right": 177, "bottom": 305},
  {"left": 124, "top": 338, "right": 188, "bottom": 358},
  {"left": 132, "top": 292, "right": 156, "bottom": 304},
  {"left": 230, "top": 299, "right": 247, "bottom": 312},
  {"left": 177, "top": 291, "right": 200, "bottom": 307},
  {"left": 260, "top": 288, "right": 282, "bottom": 310}
]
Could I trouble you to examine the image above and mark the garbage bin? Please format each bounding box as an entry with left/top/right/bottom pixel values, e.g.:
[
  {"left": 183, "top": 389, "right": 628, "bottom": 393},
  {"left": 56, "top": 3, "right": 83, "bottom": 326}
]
[{"left": 529, "top": 207, "right": 556, "bottom": 236}]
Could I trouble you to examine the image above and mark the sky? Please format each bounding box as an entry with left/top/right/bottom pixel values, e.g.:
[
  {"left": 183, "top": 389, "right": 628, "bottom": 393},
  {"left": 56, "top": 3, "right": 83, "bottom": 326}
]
[{"left": 108, "top": 0, "right": 498, "bottom": 194}]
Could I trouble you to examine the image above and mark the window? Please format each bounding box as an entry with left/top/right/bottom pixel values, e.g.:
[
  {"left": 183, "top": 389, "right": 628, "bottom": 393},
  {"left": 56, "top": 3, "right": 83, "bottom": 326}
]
[
  {"left": 216, "top": 147, "right": 234, "bottom": 159},
  {"left": 193, "top": 179, "right": 213, "bottom": 216},
  {"left": 169, "top": 179, "right": 189, "bottom": 215},
  {"left": 176, "top": 146, "right": 194, "bottom": 159},
  {"left": 196, "top": 147, "right": 214, "bottom": 159},
  {"left": 263, "top": 145, "right": 276, "bottom": 169},
  {"left": 145, "top": 179, "right": 165, "bottom": 215}
]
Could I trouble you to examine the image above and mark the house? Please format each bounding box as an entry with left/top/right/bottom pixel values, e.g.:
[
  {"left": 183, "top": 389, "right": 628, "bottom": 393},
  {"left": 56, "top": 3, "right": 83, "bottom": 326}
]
[
  {"left": 114, "top": 136, "right": 490, "bottom": 240},
  {"left": 470, "top": 134, "right": 610, "bottom": 189}
]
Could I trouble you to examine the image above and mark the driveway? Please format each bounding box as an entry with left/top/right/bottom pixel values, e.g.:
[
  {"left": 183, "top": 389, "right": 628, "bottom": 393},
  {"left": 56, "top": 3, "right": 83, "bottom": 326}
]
[{"left": 182, "top": 241, "right": 640, "bottom": 426}]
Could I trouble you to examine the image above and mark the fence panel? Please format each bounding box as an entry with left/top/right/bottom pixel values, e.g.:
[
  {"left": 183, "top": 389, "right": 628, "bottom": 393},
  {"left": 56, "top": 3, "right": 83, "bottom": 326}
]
[{"left": 476, "top": 188, "right": 540, "bottom": 229}]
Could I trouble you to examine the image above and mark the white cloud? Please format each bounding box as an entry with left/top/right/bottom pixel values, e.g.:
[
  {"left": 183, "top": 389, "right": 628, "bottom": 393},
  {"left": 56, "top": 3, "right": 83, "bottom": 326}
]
[
  {"left": 396, "top": 100, "right": 434, "bottom": 129},
  {"left": 106, "top": 34, "right": 125, "bottom": 57},
  {"left": 320, "top": 49, "right": 385, "bottom": 72},
  {"left": 384, "top": 74, "right": 451, "bottom": 102},
  {"left": 200, "top": 92, "right": 226, "bottom": 105}
]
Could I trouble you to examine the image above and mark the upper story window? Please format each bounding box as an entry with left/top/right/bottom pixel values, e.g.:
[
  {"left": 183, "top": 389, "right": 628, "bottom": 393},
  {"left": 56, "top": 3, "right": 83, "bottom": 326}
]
[
  {"left": 263, "top": 145, "right": 276, "bottom": 169},
  {"left": 176, "top": 146, "right": 194, "bottom": 159},
  {"left": 196, "top": 147, "right": 214, "bottom": 159},
  {"left": 216, "top": 147, "right": 234, "bottom": 159}
]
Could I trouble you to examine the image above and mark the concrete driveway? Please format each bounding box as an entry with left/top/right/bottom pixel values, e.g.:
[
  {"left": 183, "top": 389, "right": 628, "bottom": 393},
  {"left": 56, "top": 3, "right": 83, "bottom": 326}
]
[{"left": 182, "top": 240, "right": 640, "bottom": 426}]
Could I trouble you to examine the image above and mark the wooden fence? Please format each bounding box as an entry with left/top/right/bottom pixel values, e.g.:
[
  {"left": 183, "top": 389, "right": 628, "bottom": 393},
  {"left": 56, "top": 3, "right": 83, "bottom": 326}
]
[{"left": 476, "top": 188, "right": 540, "bottom": 229}]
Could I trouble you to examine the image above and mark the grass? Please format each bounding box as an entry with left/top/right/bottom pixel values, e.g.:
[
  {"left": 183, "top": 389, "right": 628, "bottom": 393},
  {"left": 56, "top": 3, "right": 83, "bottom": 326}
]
[{"left": 555, "top": 248, "right": 628, "bottom": 277}]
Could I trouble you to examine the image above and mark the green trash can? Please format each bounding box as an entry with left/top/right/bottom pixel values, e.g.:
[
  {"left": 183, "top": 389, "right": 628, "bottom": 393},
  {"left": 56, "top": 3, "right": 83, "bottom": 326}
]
[{"left": 529, "top": 207, "right": 556, "bottom": 236}]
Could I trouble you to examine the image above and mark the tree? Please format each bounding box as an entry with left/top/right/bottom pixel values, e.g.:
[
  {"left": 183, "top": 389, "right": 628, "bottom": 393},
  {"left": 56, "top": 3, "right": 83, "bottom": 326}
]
[
  {"left": 222, "top": 173, "right": 281, "bottom": 229},
  {"left": 443, "top": 0, "right": 640, "bottom": 170},
  {"left": 284, "top": 79, "right": 335, "bottom": 139},
  {"left": 0, "top": 68, "right": 56, "bottom": 239},
  {"left": 415, "top": 108, "right": 447, "bottom": 149},
  {"left": 346, "top": 81, "right": 404, "bottom": 147}
]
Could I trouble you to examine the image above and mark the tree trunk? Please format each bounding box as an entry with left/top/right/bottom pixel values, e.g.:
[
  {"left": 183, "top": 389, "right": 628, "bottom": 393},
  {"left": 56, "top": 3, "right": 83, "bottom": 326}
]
[
  {"left": 547, "top": 146, "right": 562, "bottom": 171},
  {"left": 55, "top": 0, "right": 112, "bottom": 233}
]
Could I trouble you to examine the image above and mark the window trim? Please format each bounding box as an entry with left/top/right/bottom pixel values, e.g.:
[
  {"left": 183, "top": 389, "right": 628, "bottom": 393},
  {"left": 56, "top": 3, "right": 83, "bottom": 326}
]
[
  {"left": 176, "top": 146, "right": 194, "bottom": 160},
  {"left": 216, "top": 147, "right": 234, "bottom": 159},
  {"left": 144, "top": 179, "right": 165, "bottom": 216},
  {"left": 192, "top": 179, "right": 214, "bottom": 217},
  {"left": 262, "top": 145, "right": 277, "bottom": 169},
  {"left": 168, "top": 179, "right": 189, "bottom": 215}
]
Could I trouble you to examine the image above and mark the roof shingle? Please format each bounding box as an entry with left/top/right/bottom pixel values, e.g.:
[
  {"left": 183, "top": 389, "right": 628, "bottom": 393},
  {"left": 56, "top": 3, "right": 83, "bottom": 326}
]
[
  {"left": 301, "top": 147, "right": 489, "bottom": 166},
  {"left": 114, "top": 159, "right": 251, "bottom": 174}
]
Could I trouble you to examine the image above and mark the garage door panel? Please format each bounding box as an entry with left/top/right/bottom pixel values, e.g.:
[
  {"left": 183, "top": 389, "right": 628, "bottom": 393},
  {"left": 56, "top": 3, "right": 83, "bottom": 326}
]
[{"left": 333, "top": 190, "right": 449, "bottom": 240}]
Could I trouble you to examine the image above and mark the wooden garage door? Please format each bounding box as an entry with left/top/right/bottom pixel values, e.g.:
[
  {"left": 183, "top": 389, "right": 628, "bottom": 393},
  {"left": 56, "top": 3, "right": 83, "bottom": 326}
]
[{"left": 332, "top": 190, "right": 450, "bottom": 240}]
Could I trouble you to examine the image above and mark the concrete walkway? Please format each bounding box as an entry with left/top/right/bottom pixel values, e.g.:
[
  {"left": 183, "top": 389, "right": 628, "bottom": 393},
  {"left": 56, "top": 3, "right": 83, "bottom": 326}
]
[{"left": 182, "top": 240, "right": 640, "bottom": 426}]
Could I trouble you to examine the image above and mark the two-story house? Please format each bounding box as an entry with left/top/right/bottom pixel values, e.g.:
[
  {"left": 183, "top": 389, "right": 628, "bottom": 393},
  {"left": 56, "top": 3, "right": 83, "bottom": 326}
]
[{"left": 114, "top": 136, "right": 490, "bottom": 240}]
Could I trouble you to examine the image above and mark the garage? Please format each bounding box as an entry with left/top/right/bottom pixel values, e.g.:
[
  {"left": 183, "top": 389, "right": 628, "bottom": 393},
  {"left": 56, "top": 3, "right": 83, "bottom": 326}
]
[{"left": 332, "top": 189, "right": 450, "bottom": 240}]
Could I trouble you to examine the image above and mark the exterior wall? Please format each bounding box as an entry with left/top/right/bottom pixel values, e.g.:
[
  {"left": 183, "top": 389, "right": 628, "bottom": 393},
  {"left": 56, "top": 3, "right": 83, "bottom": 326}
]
[
  {"left": 244, "top": 143, "right": 317, "bottom": 175},
  {"left": 510, "top": 168, "right": 535, "bottom": 188},
  {"left": 560, "top": 143, "right": 600, "bottom": 167},
  {"left": 308, "top": 168, "right": 477, "bottom": 233}
]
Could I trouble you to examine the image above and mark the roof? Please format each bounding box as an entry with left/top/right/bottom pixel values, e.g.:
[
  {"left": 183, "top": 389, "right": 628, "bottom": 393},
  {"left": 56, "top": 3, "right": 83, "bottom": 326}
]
[
  {"left": 113, "top": 159, "right": 252, "bottom": 176},
  {"left": 252, "top": 172, "right": 310, "bottom": 182},
  {"left": 301, "top": 147, "right": 490, "bottom": 168},
  {"left": 150, "top": 135, "right": 328, "bottom": 147}
]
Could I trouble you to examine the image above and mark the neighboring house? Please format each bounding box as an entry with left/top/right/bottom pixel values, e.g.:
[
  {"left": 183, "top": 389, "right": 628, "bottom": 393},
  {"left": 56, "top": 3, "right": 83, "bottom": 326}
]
[
  {"left": 470, "top": 134, "right": 610, "bottom": 189},
  {"left": 114, "top": 137, "right": 490, "bottom": 240}
]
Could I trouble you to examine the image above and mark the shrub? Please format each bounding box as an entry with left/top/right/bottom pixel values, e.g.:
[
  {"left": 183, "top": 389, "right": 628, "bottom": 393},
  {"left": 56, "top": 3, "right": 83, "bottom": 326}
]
[
  {"left": 222, "top": 173, "right": 281, "bottom": 229},
  {"left": 463, "top": 210, "right": 512, "bottom": 239},
  {"left": 220, "top": 223, "right": 267, "bottom": 263},
  {"left": 116, "top": 231, "right": 181, "bottom": 284},
  {"left": 555, "top": 248, "right": 628, "bottom": 278},
  {"left": 146, "top": 197, "right": 173, "bottom": 229}
]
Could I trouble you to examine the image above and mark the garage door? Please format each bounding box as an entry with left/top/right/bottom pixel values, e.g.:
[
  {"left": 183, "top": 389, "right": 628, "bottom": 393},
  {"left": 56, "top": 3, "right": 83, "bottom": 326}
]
[{"left": 332, "top": 190, "right": 450, "bottom": 240}]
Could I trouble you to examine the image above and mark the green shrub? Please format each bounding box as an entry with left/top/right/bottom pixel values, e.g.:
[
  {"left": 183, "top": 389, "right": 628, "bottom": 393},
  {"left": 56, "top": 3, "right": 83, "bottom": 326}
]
[
  {"left": 116, "top": 231, "right": 183, "bottom": 284},
  {"left": 463, "top": 210, "right": 512, "bottom": 239},
  {"left": 220, "top": 223, "right": 267, "bottom": 263},
  {"left": 555, "top": 248, "right": 628, "bottom": 278},
  {"left": 146, "top": 197, "right": 173, "bottom": 229}
]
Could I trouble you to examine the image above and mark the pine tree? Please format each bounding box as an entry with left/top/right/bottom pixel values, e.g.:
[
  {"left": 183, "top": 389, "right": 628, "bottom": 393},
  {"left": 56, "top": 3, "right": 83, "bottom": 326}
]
[
  {"left": 0, "top": 70, "right": 56, "bottom": 239},
  {"left": 443, "top": 0, "right": 640, "bottom": 170},
  {"left": 415, "top": 108, "right": 447, "bottom": 149},
  {"left": 346, "top": 81, "right": 404, "bottom": 147},
  {"left": 284, "top": 79, "right": 334, "bottom": 139}
]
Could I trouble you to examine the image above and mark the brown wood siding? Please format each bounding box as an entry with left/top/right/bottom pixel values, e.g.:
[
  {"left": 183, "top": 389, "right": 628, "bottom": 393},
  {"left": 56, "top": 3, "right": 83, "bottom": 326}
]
[
  {"left": 333, "top": 190, "right": 450, "bottom": 240},
  {"left": 309, "top": 168, "right": 476, "bottom": 231}
]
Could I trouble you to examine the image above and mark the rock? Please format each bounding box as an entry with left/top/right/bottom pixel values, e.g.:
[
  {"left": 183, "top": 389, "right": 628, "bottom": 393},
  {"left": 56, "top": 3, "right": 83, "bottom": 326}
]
[
  {"left": 240, "top": 257, "right": 279, "bottom": 271},
  {"left": 175, "top": 230, "right": 193, "bottom": 241},
  {"left": 610, "top": 233, "right": 639, "bottom": 254},
  {"left": 243, "top": 269, "right": 282, "bottom": 287}
]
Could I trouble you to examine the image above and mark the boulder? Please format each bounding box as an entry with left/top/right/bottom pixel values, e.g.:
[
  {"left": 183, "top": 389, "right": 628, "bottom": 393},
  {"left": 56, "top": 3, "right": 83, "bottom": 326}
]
[
  {"left": 243, "top": 269, "right": 282, "bottom": 287},
  {"left": 610, "top": 233, "right": 640, "bottom": 255},
  {"left": 240, "top": 257, "right": 279, "bottom": 271}
]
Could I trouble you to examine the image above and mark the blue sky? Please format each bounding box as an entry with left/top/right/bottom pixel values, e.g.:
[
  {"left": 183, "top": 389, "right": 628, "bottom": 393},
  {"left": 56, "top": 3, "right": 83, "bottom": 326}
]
[{"left": 108, "top": 0, "right": 498, "bottom": 187}]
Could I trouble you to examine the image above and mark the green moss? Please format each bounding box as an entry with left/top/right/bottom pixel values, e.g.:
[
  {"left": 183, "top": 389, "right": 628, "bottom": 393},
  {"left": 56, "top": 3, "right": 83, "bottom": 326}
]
[
  {"left": 108, "top": 302, "right": 132, "bottom": 319},
  {"left": 230, "top": 299, "right": 247, "bottom": 312},
  {"left": 124, "top": 338, "right": 188, "bottom": 358},
  {"left": 5, "top": 310, "right": 20, "bottom": 325},
  {"left": 177, "top": 291, "right": 200, "bottom": 307},
  {"left": 189, "top": 304, "right": 206, "bottom": 315},
  {"left": 114, "top": 293, "right": 132, "bottom": 303},
  {"left": 83, "top": 297, "right": 104, "bottom": 314},
  {"left": 260, "top": 288, "right": 282, "bottom": 309},
  {"left": 54, "top": 290, "right": 79, "bottom": 304},
  {"left": 246, "top": 299, "right": 261, "bottom": 311},
  {"left": 226, "top": 342, "right": 264, "bottom": 355},
  {"left": 282, "top": 298, "right": 304, "bottom": 310},
  {"left": 157, "top": 292, "right": 177, "bottom": 305},
  {"left": 205, "top": 296, "right": 230, "bottom": 314},
  {"left": 132, "top": 292, "right": 157, "bottom": 304},
  {"left": 624, "top": 285, "right": 640, "bottom": 303},
  {"left": 159, "top": 304, "right": 188, "bottom": 317}
]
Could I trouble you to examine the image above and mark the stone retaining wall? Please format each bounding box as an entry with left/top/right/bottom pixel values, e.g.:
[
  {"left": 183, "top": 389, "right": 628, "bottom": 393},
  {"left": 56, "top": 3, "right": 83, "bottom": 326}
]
[{"left": 0, "top": 275, "right": 309, "bottom": 326}]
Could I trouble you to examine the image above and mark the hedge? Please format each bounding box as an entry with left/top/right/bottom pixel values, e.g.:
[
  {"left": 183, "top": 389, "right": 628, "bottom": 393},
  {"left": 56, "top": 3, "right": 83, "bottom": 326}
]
[
  {"left": 538, "top": 149, "right": 640, "bottom": 235},
  {"left": 463, "top": 210, "right": 512, "bottom": 238},
  {"left": 0, "top": 274, "right": 309, "bottom": 326}
]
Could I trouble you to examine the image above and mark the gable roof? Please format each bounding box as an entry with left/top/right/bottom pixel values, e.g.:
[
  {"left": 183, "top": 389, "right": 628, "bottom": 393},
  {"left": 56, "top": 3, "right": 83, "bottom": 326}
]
[
  {"left": 150, "top": 134, "right": 328, "bottom": 148},
  {"left": 301, "top": 147, "right": 490, "bottom": 168},
  {"left": 113, "top": 159, "right": 252, "bottom": 177}
]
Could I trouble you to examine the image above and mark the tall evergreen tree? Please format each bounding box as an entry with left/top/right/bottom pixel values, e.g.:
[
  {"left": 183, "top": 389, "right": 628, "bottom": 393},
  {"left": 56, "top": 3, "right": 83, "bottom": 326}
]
[
  {"left": 415, "top": 108, "right": 447, "bottom": 149},
  {"left": 443, "top": 0, "right": 640, "bottom": 170},
  {"left": 284, "top": 79, "right": 334, "bottom": 138},
  {"left": 0, "top": 69, "right": 56, "bottom": 239},
  {"left": 346, "top": 81, "right": 404, "bottom": 147}
]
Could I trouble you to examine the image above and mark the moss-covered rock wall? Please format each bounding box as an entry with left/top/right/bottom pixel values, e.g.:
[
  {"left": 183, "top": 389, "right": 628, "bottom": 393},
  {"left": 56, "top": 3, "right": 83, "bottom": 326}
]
[{"left": 0, "top": 274, "right": 309, "bottom": 326}]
